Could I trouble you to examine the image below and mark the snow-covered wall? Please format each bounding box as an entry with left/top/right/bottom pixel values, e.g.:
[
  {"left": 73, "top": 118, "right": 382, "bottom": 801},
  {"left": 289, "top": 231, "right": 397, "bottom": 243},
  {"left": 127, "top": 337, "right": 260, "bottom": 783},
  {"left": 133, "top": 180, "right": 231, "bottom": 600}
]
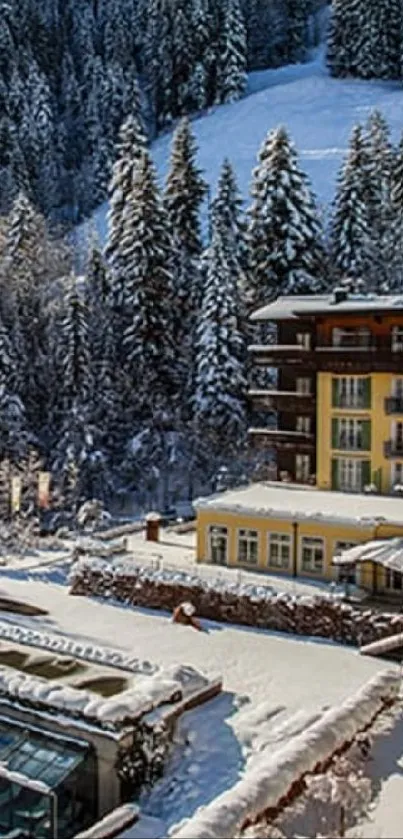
[
  {"left": 70, "top": 557, "right": 403, "bottom": 648},
  {"left": 171, "top": 670, "right": 400, "bottom": 839}
]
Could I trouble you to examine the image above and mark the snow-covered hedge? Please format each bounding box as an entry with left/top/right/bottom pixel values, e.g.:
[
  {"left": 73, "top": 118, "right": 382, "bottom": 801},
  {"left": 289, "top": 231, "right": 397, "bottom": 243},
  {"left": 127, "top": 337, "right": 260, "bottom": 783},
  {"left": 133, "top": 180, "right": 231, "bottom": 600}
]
[
  {"left": 171, "top": 670, "right": 400, "bottom": 839},
  {"left": 70, "top": 557, "right": 403, "bottom": 647}
]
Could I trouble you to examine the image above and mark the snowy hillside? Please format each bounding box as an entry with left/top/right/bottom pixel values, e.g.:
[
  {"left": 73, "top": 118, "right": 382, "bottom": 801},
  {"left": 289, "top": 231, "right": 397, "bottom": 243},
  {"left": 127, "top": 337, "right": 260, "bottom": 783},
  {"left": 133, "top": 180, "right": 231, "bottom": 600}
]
[{"left": 87, "top": 46, "right": 403, "bottom": 245}]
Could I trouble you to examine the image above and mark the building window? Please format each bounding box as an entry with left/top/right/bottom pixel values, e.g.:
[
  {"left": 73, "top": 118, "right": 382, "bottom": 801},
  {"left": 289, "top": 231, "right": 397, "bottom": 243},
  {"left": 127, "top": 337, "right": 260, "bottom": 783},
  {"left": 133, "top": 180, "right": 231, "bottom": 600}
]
[
  {"left": 393, "top": 379, "right": 403, "bottom": 398},
  {"left": 332, "top": 327, "right": 371, "bottom": 348},
  {"left": 336, "top": 418, "right": 367, "bottom": 450},
  {"left": 296, "top": 416, "right": 310, "bottom": 434},
  {"left": 209, "top": 526, "right": 228, "bottom": 565},
  {"left": 333, "top": 377, "right": 370, "bottom": 409},
  {"left": 392, "top": 421, "right": 403, "bottom": 453},
  {"left": 237, "top": 529, "right": 259, "bottom": 565},
  {"left": 333, "top": 541, "right": 357, "bottom": 585},
  {"left": 301, "top": 537, "right": 324, "bottom": 574},
  {"left": 392, "top": 463, "right": 403, "bottom": 488},
  {"left": 268, "top": 533, "right": 291, "bottom": 569},
  {"left": 338, "top": 458, "right": 362, "bottom": 491},
  {"left": 296, "top": 332, "right": 311, "bottom": 349},
  {"left": 296, "top": 377, "right": 311, "bottom": 395},
  {"left": 391, "top": 326, "right": 403, "bottom": 352},
  {"left": 296, "top": 453, "right": 310, "bottom": 482},
  {"left": 385, "top": 569, "right": 403, "bottom": 591}
]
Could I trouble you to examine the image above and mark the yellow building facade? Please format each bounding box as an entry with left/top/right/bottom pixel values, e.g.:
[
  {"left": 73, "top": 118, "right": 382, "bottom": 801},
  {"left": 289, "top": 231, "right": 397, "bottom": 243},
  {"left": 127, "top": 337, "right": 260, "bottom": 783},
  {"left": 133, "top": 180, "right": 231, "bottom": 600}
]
[
  {"left": 195, "top": 483, "right": 403, "bottom": 594},
  {"left": 317, "top": 372, "right": 403, "bottom": 495}
]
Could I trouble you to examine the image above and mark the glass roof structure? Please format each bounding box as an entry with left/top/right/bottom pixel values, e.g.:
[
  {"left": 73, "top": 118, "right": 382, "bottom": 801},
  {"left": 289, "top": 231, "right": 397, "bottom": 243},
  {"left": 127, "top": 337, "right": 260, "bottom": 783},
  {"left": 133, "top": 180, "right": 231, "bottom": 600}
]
[{"left": 0, "top": 719, "right": 86, "bottom": 789}]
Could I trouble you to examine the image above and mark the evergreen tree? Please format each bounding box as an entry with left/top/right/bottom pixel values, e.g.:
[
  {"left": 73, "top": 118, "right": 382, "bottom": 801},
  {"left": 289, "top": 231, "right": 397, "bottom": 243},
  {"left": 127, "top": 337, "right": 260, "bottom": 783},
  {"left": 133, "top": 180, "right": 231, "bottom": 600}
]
[
  {"left": 330, "top": 124, "right": 373, "bottom": 283},
  {"left": 194, "top": 217, "right": 247, "bottom": 453},
  {"left": 117, "top": 149, "right": 176, "bottom": 422},
  {"left": 164, "top": 117, "right": 207, "bottom": 258},
  {"left": 216, "top": 0, "right": 247, "bottom": 104},
  {"left": 248, "top": 125, "right": 324, "bottom": 307},
  {"left": 327, "top": 0, "right": 364, "bottom": 78},
  {"left": 388, "top": 133, "right": 403, "bottom": 290},
  {"left": 105, "top": 112, "right": 147, "bottom": 279},
  {"left": 365, "top": 110, "right": 395, "bottom": 288}
]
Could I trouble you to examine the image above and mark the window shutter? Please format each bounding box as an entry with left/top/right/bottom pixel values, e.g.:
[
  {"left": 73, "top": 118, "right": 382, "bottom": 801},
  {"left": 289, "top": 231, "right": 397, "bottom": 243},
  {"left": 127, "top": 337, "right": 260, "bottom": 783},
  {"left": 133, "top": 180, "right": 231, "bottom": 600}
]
[
  {"left": 332, "top": 378, "right": 339, "bottom": 408},
  {"left": 362, "top": 420, "right": 371, "bottom": 451},
  {"left": 372, "top": 467, "right": 382, "bottom": 492},
  {"left": 363, "top": 377, "right": 371, "bottom": 409},
  {"left": 331, "top": 458, "right": 339, "bottom": 490},
  {"left": 332, "top": 418, "right": 339, "bottom": 449},
  {"left": 362, "top": 460, "right": 371, "bottom": 488}
]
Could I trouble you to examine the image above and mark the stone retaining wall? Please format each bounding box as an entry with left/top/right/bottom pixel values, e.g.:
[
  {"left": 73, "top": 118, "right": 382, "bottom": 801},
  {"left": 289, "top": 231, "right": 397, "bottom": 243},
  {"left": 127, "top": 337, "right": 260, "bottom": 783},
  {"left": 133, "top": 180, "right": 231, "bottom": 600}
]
[{"left": 70, "top": 560, "right": 403, "bottom": 647}]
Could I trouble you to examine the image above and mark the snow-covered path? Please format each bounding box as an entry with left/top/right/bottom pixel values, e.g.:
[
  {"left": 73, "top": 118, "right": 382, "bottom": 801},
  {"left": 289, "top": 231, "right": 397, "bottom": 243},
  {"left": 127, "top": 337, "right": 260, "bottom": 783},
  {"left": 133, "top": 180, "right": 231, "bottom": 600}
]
[{"left": 0, "top": 565, "right": 392, "bottom": 834}]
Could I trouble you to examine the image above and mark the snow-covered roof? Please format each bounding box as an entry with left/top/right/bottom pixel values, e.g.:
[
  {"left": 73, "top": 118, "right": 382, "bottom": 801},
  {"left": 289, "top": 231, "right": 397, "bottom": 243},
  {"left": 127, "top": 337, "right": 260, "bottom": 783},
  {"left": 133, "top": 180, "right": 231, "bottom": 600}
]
[
  {"left": 251, "top": 294, "right": 403, "bottom": 321},
  {"left": 333, "top": 538, "right": 403, "bottom": 571},
  {"left": 195, "top": 482, "right": 403, "bottom": 528}
]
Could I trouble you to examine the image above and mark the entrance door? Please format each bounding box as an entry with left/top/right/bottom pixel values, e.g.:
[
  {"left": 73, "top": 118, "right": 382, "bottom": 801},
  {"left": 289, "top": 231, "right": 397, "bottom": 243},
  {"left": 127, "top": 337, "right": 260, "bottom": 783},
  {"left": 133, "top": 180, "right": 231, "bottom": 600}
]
[{"left": 209, "top": 526, "right": 228, "bottom": 565}]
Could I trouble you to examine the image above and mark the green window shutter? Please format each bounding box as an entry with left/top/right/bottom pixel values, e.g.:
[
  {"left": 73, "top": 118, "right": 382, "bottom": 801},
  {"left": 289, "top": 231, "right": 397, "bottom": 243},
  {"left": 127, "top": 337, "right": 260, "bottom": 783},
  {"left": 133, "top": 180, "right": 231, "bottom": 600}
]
[
  {"left": 372, "top": 467, "right": 382, "bottom": 492},
  {"left": 362, "top": 420, "right": 371, "bottom": 451},
  {"left": 331, "top": 418, "right": 339, "bottom": 449},
  {"left": 362, "top": 460, "right": 371, "bottom": 488},
  {"left": 332, "top": 378, "right": 339, "bottom": 408},
  {"left": 363, "top": 377, "right": 371, "bottom": 409},
  {"left": 331, "top": 458, "right": 339, "bottom": 490}
]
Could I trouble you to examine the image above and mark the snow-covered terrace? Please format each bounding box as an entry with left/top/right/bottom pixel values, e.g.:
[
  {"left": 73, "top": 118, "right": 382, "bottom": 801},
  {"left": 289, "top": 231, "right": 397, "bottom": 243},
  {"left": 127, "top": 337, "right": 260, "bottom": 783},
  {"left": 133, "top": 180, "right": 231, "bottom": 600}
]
[{"left": 0, "top": 563, "right": 395, "bottom": 836}]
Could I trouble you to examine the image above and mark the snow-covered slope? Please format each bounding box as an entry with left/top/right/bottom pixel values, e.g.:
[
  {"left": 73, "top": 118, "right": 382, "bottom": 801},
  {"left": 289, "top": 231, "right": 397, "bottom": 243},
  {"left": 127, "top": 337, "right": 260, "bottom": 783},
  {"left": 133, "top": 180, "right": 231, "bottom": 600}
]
[{"left": 86, "top": 46, "right": 403, "bottom": 247}]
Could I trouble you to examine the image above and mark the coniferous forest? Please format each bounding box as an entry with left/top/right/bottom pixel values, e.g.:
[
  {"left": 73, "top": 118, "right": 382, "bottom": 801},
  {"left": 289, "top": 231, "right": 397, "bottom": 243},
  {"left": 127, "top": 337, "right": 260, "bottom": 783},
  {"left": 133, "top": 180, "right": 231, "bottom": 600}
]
[{"left": 1, "top": 0, "right": 403, "bottom": 514}]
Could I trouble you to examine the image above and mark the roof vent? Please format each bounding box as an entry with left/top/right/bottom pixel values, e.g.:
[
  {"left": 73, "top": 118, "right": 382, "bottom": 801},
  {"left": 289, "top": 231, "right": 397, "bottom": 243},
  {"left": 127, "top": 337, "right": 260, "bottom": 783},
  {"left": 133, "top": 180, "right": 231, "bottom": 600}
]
[{"left": 333, "top": 287, "right": 348, "bottom": 304}]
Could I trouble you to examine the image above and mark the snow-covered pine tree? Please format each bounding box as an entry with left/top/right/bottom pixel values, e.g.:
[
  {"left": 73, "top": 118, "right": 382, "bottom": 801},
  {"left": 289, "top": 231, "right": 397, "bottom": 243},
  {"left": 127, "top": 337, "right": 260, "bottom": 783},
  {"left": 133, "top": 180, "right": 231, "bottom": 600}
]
[
  {"left": 248, "top": 125, "right": 325, "bottom": 308},
  {"left": 105, "top": 111, "right": 147, "bottom": 286},
  {"left": 284, "top": 0, "right": 309, "bottom": 64},
  {"left": 194, "top": 214, "right": 247, "bottom": 454},
  {"left": 327, "top": 0, "right": 364, "bottom": 78},
  {"left": 118, "top": 149, "right": 176, "bottom": 423},
  {"left": 164, "top": 117, "right": 207, "bottom": 399},
  {"left": 0, "top": 316, "right": 28, "bottom": 463},
  {"left": 216, "top": 0, "right": 247, "bottom": 104},
  {"left": 388, "top": 133, "right": 403, "bottom": 291},
  {"left": 364, "top": 110, "right": 395, "bottom": 289},
  {"left": 164, "top": 117, "right": 207, "bottom": 258},
  {"left": 330, "top": 124, "right": 373, "bottom": 284}
]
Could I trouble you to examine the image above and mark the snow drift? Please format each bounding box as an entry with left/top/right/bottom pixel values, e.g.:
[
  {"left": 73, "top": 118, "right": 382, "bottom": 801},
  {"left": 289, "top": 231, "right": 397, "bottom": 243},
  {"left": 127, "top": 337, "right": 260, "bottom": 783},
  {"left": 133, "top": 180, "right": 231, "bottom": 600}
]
[{"left": 171, "top": 669, "right": 400, "bottom": 839}]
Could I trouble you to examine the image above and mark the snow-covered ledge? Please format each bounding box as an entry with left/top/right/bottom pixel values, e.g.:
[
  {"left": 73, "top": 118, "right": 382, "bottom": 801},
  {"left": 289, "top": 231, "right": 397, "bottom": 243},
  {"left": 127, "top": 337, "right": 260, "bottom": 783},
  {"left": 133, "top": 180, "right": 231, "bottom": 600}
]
[{"left": 171, "top": 669, "right": 400, "bottom": 839}]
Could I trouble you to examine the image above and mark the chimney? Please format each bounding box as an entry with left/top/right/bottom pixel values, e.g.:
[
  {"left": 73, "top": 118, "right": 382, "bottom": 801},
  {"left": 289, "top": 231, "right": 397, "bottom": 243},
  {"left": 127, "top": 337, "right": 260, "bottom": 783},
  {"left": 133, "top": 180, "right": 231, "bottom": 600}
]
[
  {"left": 145, "top": 512, "right": 161, "bottom": 542},
  {"left": 333, "top": 286, "right": 348, "bottom": 304}
]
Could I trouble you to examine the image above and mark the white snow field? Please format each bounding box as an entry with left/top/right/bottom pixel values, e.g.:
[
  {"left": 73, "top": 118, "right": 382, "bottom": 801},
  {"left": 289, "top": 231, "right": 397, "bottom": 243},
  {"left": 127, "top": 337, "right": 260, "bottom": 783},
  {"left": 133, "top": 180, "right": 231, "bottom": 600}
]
[
  {"left": 0, "top": 564, "right": 394, "bottom": 836},
  {"left": 85, "top": 43, "right": 403, "bottom": 248}
]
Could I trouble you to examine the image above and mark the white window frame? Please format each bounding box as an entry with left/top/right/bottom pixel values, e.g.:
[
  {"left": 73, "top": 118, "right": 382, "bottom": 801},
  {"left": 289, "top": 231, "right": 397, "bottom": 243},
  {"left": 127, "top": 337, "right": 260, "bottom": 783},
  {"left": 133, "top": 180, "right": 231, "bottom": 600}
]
[
  {"left": 392, "top": 462, "right": 403, "bottom": 487},
  {"left": 300, "top": 536, "right": 325, "bottom": 574},
  {"left": 268, "top": 533, "right": 291, "bottom": 570},
  {"left": 296, "top": 377, "right": 311, "bottom": 395},
  {"left": 296, "top": 416, "right": 311, "bottom": 434},
  {"left": 338, "top": 458, "right": 363, "bottom": 492},
  {"left": 338, "top": 418, "right": 363, "bottom": 450},
  {"left": 332, "top": 327, "right": 370, "bottom": 348},
  {"left": 237, "top": 528, "right": 259, "bottom": 565},
  {"left": 392, "top": 326, "right": 403, "bottom": 352},
  {"left": 338, "top": 377, "right": 366, "bottom": 409},
  {"left": 208, "top": 525, "right": 228, "bottom": 565},
  {"left": 295, "top": 453, "right": 310, "bottom": 482},
  {"left": 296, "top": 332, "right": 311, "bottom": 349}
]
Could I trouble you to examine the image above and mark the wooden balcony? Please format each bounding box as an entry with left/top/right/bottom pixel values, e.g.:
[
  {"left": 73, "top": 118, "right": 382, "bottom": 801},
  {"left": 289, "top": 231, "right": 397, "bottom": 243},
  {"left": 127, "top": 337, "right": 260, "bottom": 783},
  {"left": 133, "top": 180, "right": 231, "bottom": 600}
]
[
  {"left": 316, "top": 340, "right": 403, "bottom": 373},
  {"left": 248, "top": 390, "right": 316, "bottom": 413},
  {"left": 248, "top": 344, "right": 317, "bottom": 369},
  {"left": 385, "top": 397, "right": 403, "bottom": 415},
  {"left": 248, "top": 427, "right": 315, "bottom": 452},
  {"left": 384, "top": 440, "right": 403, "bottom": 459}
]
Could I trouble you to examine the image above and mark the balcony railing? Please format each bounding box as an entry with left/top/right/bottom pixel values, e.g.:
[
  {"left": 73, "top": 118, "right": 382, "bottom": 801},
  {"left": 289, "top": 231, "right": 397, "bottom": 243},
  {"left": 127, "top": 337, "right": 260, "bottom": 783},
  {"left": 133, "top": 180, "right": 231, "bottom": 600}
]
[
  {"left": 384, "top": 440, "right": 403, "bottom": 459},
  {"left": 248, "top": 390, "right": 316, "bottom": 413},
  {"left": 248, "top": 344, "right": 317, "bottom": 368},
  {"left": 335, "top": 435, "right": 368, "bottom": 452},
  {"left": 385, "top": 397, "right": 403, "bottom": 415},
  {"left": 335, "top": 395, "right": 369, "bottom": 410},
  {"left": 248, "top": 427, "right": 315, "bottom": 451}
]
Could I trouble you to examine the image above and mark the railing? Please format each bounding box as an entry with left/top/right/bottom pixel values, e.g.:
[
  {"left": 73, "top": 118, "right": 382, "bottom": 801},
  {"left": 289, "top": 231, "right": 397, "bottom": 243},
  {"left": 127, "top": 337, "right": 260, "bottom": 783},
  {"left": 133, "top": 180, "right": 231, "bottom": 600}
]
[
  {"left": 385, "top": 397, "right": 403, "bottom": 415},
  {"left": 335, "top": 435, "right": 368, "bottom": 452},
  {"left": 335, "top": 395, "right": 369, "bottom": 410},
  {"left": 384, "top": 440, "right": 403, "bottom": 458}
]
